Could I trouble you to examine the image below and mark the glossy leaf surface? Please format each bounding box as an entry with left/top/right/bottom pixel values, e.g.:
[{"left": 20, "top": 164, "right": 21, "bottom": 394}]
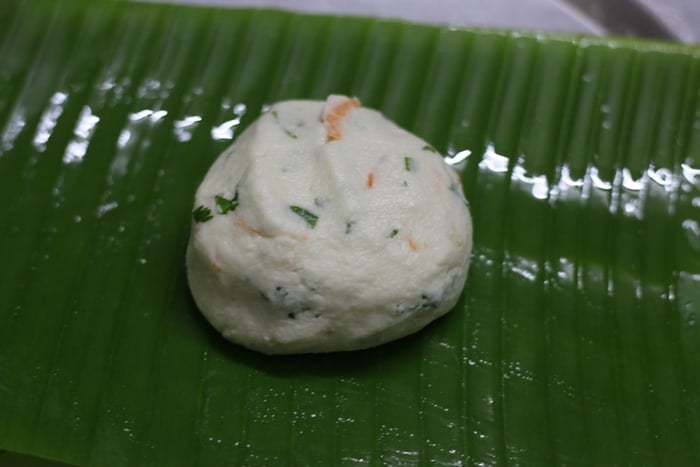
[{"left": 0, "top": 1, "right": 699, "bottom": 465}]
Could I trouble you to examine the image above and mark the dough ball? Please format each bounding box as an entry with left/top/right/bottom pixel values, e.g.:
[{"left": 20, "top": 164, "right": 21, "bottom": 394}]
[{"left": 186, "top": 95, "right": 472, "bottom": 354}]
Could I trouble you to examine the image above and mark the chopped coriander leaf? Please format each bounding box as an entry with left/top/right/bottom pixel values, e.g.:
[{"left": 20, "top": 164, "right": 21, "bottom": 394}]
[
  {"left": 419, "top": 293, "right": 439, "bottom": 310},
  {"left": 290, "top": 205, "right": 319, "bottom": 228},
  {"left": 403, "top": 180, "right": 408, "bottom": 187},
  {"left": 395, "top": 294, "right": 441, "bottom": 314},
  {"left": 192, "top": 205, "right": 213, "bottom": 223},
  {"left": 271, "top": 109, "right": 298, "bottom": 139},
  {"left": 215, "top": 191, "right": 239, "bottom": 214},
  {"left": 422, "top": 144, "right": 437, "bottom": 153},
  {"left": 345, "top": 221, "right": 354, "bottom": 234},
  {"left": 402, "top": 294, "right": 440, "bottom": 312},
  {"left": 389, "top": 229, "right": 399, "bottom": 238},
  {"left": 404, "top": 156, "right": 414, "bottom": 171}
]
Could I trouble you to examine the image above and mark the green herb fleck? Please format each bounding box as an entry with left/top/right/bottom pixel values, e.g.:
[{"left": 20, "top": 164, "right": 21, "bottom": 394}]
[
  {"left": 287, "top": 312, "right": 296, "bottom": 319},
  {"left": 290, "top": 205, "right": 318, "bottom": 228},
  {"left": 419, "top": 293, "right": 439, "bottom": 310},
  {"left": 389, "top": 229, "right": 399, "bottom": 238},
  {"left": 215, "top": 191, "right": 239, "bottom": 214},
  {"left": 345, "top": 221, "right": 354, "bottom": 234},
  {"left": 192, "top": 205, "right": 213, "bottom": 223},
  {"left": 422, "top": 144, "right": 437, "bottom": 153},
  {"left": 395, "top": 295, "right": 440, "bottom": 315},
  {"left": 404, "top": 156, "right": 414, "bottom": 171},
  {"left": 403, "top": 180, "right": 408, "bottom": 187},
  {"left": 272, "top": 109, "right": 298, "bottom": 139}
]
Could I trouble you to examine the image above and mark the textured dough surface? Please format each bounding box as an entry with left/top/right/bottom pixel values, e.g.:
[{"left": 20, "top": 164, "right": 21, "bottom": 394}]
[{"left": 186, "top": 96, "right": 472, "bottom": 354}]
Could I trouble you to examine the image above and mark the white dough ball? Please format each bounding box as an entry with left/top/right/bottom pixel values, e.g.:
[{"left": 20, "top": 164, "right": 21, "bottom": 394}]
[{"left": 186, "top": 95, "right": 472, "bottom": 354}]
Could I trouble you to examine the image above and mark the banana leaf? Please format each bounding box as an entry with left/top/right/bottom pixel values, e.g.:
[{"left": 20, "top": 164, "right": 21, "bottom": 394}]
[{"left": 0, "top": 0, "right": 699, "bottom": 464}]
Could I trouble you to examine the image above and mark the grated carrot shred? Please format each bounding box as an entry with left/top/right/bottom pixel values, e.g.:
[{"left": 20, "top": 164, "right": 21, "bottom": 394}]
[{"left": 323, "top": 97, "right": 360, "bottom": 140}]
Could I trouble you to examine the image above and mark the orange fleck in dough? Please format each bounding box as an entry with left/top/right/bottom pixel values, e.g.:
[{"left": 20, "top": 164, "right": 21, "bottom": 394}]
[
  {"left": 323, "top": 96, "right": 360, "bottom": 140},
  {"left": 407, "top": 236, "right": 427, "bottom": 252},
  {"left": 235, "top": 216, "right": 271, "bottom": 238},
  {"left": 367, "top": 172, "right": 375, "bottom": 188}
]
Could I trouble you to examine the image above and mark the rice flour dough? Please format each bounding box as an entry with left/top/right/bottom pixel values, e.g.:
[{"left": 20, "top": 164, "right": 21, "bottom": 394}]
[{"left": 186, "top": 95, "right": 472, "bottom": 354}]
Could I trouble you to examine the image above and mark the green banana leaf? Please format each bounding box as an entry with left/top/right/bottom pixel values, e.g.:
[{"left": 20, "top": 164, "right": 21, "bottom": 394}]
[{"left": 1, "top": 0, "right": 699, "bottom": 464}]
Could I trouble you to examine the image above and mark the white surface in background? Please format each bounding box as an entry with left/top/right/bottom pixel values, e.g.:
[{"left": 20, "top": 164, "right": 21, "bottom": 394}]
[
  {"left": 638, "top": 0, "right": 700, "bottom": 43},
  {"left": 143, "top": 0, "right": 604, "bottom": 34},
  {"left": 142, "top": 0, "right": 699, "bottom": 43}
]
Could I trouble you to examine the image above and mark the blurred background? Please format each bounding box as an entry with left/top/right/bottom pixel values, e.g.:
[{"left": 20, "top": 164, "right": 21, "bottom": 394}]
[{"left": 145, "top": 0, "right": 700, "bottom": 44}]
